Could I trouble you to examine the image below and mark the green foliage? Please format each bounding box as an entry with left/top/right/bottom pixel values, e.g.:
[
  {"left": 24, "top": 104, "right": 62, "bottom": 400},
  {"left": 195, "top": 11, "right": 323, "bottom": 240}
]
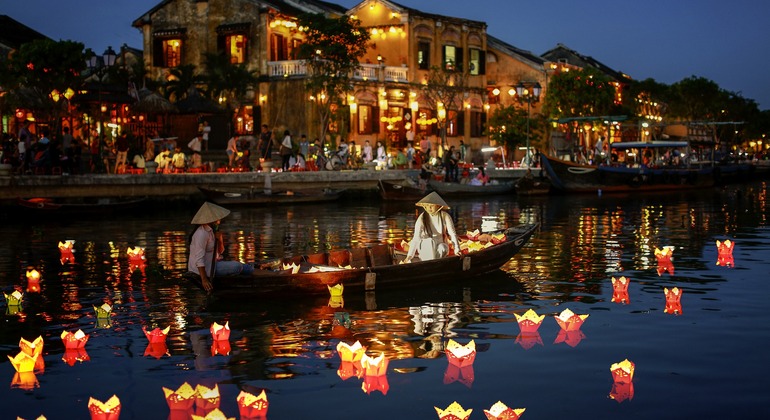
[
  {"left": 201, "top": 52, "right": 258, "bottom": 108},
  {"left": 542, "top": 67, "right": 615, "bottom": 120},
  {"left": 162, "top": 64, "right": 205, "bottom": 102},
  {"left": 486, "top": 105, "right": 546, "bottom": 153}
]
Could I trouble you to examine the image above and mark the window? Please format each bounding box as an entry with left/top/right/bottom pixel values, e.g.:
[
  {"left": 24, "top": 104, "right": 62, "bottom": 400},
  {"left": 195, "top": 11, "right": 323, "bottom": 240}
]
[
  {"left": 225, "top": 34, "right": 247, "bottom": 64},
  {"left": 469, "top": 48, "right": 485, "bottom": 75},
  {"left": 358, "top": 105, "right": 380, "bottom": 135},
  {"left": 443, "top": 45, "right": 463, "bottom": 71},
  {"left": 417, "top": 42, "right": 430, "bottom": 70},
  {"left": 446, "top": 110, "right": 461, "bottom": 137},
  {"left": 271, "top": 34, "right": 288, "bottom": 61},
  {"left": 470, "top": 111, "right": 486, "bottom": 137},
  {"left": 153, "top": 38, "right": 182, "bottom": 68},
  {"left": 216, "top": 23, "right": 251, "bottom": 64}
]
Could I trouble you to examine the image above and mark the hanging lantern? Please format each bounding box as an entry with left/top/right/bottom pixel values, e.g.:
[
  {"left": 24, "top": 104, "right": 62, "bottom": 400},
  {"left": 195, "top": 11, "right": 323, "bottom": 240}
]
[
  {"left": 514, "top": 309, "right": 545, "bottom": 333},
  {"left": 143, "top": 326, "right": 171, "bottom": 343},
  {"left": 445, "top": 339, "right": 476, "bottom": 367},
  {"left": 610, "top": 359, "right": 635, "bottom": 384},
  {"left": 88, "top": 395, "right": 121, "bottom": 420},
  {"left": 554, "top": 308, "right": 589, "bottom": 331},
  {"left": 61, "top": 329, "right": 90, "bottom": 349},
  {"left": 483, "top": 401, "right": 526, "bottom": 420},
  {"left": 515, "top": 331, "right": 543, "bottom": 350},
  {"left": 194, "top": 384, "right": 221, "bottom": 413},
  {"left": 163, "top": 382, "right": 197, "bottom": 411},
  {"left": 237, "top": 390, "right": 269, "bottom": 419},
  {"left": 336, "top": 340, "right": 366, "bottom": 363},
  {"left": 62, "top": 348, "right": 90, "bottom": 366},
  {"left": 210, "top": 321, "right": 230, "bottom": 341},
  {"left": 435, "top": 401, "right": 473, "bottom": 420}
]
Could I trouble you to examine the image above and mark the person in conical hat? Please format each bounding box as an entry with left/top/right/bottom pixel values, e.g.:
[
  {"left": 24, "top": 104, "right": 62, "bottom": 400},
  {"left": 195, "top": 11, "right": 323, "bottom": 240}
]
[
  {"left": 404, "top": 192, "right": 460, "bottom": 263},
  {"left": 188, "top": 202, "right": 254, "bottom": 292}
]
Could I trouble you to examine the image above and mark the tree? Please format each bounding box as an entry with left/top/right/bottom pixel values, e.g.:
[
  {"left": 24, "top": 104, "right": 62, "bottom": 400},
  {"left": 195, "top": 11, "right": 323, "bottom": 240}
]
[
  {"left": 486, "top": 104, "right": 546, "bottom": 161},
  {"left": 296, "top": 13, "right": 369, "bottom": 145},
  {"left": 667, "top": 76, "right": 726, "bottom": 121},
  {"left": 542, "top": 67, "right": 616, "bottom": 120},
  {"left": 420, "top": 65, "right": 470, "bottom": 150},
  {"left": 201, "top": 52, "right": 258, "bottom": 110},
  {"left": 162, "top": 64, "right": 204, "bottom": 103}
]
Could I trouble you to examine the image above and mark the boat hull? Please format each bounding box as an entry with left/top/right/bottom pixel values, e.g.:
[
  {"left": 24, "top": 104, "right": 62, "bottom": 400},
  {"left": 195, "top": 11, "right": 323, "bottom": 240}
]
[
  {"left": 427, "top": 180, "right": 515, "bottom": 196},
  {"left": 198, "top": 186, "right": 344, "bottom": 205},
  {"left": 377, "top": 179, "right": 430, "bottom": 201},
  {"left": 16, "top": 196, "right": 147, "bottom": 213}
]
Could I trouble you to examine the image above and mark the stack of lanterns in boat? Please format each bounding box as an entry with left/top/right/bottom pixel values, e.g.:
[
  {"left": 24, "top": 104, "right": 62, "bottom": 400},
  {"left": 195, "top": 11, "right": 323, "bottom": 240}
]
[{"left": 398, "top": 229, "right": 506, "bottom": 256}]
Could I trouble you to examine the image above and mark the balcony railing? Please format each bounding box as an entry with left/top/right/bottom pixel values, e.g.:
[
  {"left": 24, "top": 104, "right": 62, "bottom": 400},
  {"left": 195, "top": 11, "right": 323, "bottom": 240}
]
[{"left": 268, "top": 60, "right": 409, "bottom": 83}]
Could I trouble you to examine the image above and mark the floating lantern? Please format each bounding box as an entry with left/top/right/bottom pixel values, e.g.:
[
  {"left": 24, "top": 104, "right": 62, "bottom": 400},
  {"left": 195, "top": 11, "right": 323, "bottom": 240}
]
[
  {"left": 163, "top": 382, "right": 197, "bottom": 411},
  {"left": 515, "top": 331, "right": 543, "bottom": 350},
  {"left": 443, "top": 363, "right": 474, "bottom": 388},
  {"left": 19, "top": 336, "right": 44, "bottom": 358},
  {"left": 654, "top": 245, "right": 674, "bottom": 262},
  {"left": 88, "top": 395, "right": 121, "bottom": 420},
  {"left": 195, "top": 384, "right": 221, "bottom": 413},
  {"left": 96, "top": 318, "right": 112, "bottom": 329},
  {"left": 483, "top": 401, "right": 526, "bottom": 420},
  {"left": 143, "top": 326, "right": 171, "bottom": 343},
  {"left": 282, "top": 262, "right": 300, "bottom": 274},
  {"left": 336, "top": 340, "right": 366, "bottom": 362},
  {"left": 127, "top": 246, "right": 146, "bottom": 275},
  {"left": 210, "top": 321, "right": 230, "bottom": 340},
  {"left": 610, "top": 359, "right": 635, "bottom": 384},
  {"left": 211, "top": 340, "right": 231, "bottom": 356},
  {"left": 26, "top": 268, "right": 41, "bottom": 293},
  {"left": 59, "top": 240, "right": 76, "bottom": 264},
  {"left": 554, "top": 329, "right": 586, "bottom": 347},
  {"left": 62, "top": 348, "right": 90, "bottom": 366},
  {"left": 328, "top": 295, "right": 344, "bottom": 308},
  {"left": 514, "top": 309, "right": 545, "bottom": 333},
  {"left": 4, "top": 290, "right": 24, "bottom": 306},
  {"left": 435, "top": 401, "right": 473, "bottom": 420},
  {"left": 61, "top": 329, "right": 90, "bottom": 349},
  {"left": 94, "top": 303, "right": 112, "bottom": 319},
  {"left": 337, "top": 360, "right": 362, "bottom": 380},
  {"left": 328, "top": 283, "right": 344, "bottom": 297},
  {"left": 664, "top": 287, "right": 683, "bottom": 315},
  {"left": 11, "top": 372, "right": 39, "bottom": 391},
  {"left": 362, "top": 372, "right": 390, "bottom": 395},
  {"left": 445, "top": 339, "right": 476, "bottom": 367},
  {"left": 190, "top": 408, "right": 234, "bottom": 420},
  {"left": 361, "top": 352, "right": 389, "bottom": 377},
  {"left": 716, "top": 239, "right": 735, "bottom": 267},
  {"left": 144, "top": 342, "right": 169, "bottom": 359},
  {"left": 611, "top": 277, "right": 631, "bottom": 304},
  {"left": 656, "top": 260, "right": 675, "bottom": 276},
  {"left": 237, "top": 390, "right": 269, "bottom": 419},
  {"left": 609, "top": 381, "right": 635, "bottom": 403},
  {"left": 8, "top": 351, "right": 38, "bottom": 372},
  {"left": 554, "top": 308, "right": 589, "bottom": 331}
]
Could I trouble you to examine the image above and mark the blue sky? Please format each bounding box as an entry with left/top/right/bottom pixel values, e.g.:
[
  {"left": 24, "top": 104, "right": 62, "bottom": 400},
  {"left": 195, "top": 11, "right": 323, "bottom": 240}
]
[{"left": 5, "top": 0, "right": 769, "bottom": 109}]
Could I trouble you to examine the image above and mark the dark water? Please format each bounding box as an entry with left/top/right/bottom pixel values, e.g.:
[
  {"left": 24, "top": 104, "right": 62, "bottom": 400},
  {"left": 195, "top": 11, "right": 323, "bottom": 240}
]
[{"left": 1, "top": 183, "right": 769, "bottom": 419}]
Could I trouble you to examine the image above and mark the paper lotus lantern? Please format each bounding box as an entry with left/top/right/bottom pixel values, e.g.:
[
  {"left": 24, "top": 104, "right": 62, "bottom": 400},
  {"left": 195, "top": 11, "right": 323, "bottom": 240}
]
[
  {"left": 144, "top": 342, "right": 169, "bottom": 359},
  {"left": 443, "top": 363, "right": 474, "bottom": 388},
  {"left": 210, "top": 321, "right": 230, "bottom": 340},
  {"left": 126, "top": 246, "right": 145, "bottom": 260},
  {"left": 282, "top": 262, "right": 300, "bottom": 274},
  {"left": 610, "top": 359, "right": 635, "bottom": 384},
  {"left": 337, "top": 360, "right": 362, "bottom": 381},
  {"left": 88, "top": 395, "right": 121, "bottom": 420},
  {"left": 94, "top": 303, "right": 112, "bottom": 319},
  {"left": 554, "top": 329, "right": 586, "bottom": 348},
  {"left": 190, "top": 408, "right": 234, "bottom": 420},
  {"left": 656, "top": 260, "right": 675, "bottom": 276},
  {"left": 8, "top": 351, "right": 38, "bottom": 372},
  {"left": 96, "top": 318, "right": 112, "bottom": 329},
  {"left": 11, "top": 372, "right": 39, "bottom": 391},
  {"left": 195, "top": 384, "right": 221, "bottom": 413},
  {"left": 611, "top": 277, "right": 631, "bottom": 304},
  {"left": 59, "top": 240, "right": 76, "bottom": 264},
  {"left": 237, "top": 390, "right": 269, "bottom": 418},
  {"left": 143, "top": 326, "right": 170, "bottom": 343},
  {"left": 664, "top": 287, "right": 683, "bottom": 315},
  {"left": 490, "top": 232, "right": 506, "bottom": 244},
  {"left": 328, "top": 283, "right": 344, "bottom": 297},
  {"left": 211, "top": 340, "right": 231, "bottom": 356},
  {"left": 26, "top": 268, "right": 41, "bottom": 293},
  {"left": 445, "top": 339, "right": 476, "bottom": 367},
  {"left": 163, "top": 382, "right": 197, "bottom": 411},
  {"left": 362, "top": 373, "right": 390, "bottom": 395},
  {"left": 654, "top": 245, "right": 675, "bottom": 262},
  {"left": 515, "top": 331, "right": 543, "bottom": 350},
  {"left": 61, "top": 329, "right": 89, "bottom": 349},
  {"left": 515, "top": 309, "right": 545, "bottom": 333},
  {"left": 62, "top": 348, "right": 90, "bottom": 366},
  {"left": 716, "top": 239, "right": 735, "bottom": 267},
  {"left": 4, "top": 290, "right": 24, "bottom": 306},
  {"left": 337, "top": 340, "right": 366, "bottom": 363},
  {"left": 361, "top": 352, "right": 389, "bottom": 377},
  {"left": 609, "top": 381, "right": 635, "bottom": 403},
  {"left": 483, "top": 401, "right": 526, "bottom": 420},
  {"left": 466, "top": 229, "right": 481, "bottom": 241},
  {"left": 19, "top": 336, "right": 44, "bottom": 358},
  {"left": 328, "top": 295, "right": 344, "bottom": 308},
  {"left": 554, "top": 308, "right": 589, "bottom": 331},
  {"left": 435, "top": 401, "right": 472, "bottom": 420}
]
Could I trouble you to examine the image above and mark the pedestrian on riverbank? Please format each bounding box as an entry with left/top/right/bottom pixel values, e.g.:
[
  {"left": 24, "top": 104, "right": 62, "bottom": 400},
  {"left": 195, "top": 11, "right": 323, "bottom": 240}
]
[
  {"left": 280, "top": 130, "right": 293, "bottom": 172},
  {"left": 226, "top": 135, "right": 238, "bottom": 167},
  {"left": 115, "top": 132, "right": 129, "bottom": 174}
]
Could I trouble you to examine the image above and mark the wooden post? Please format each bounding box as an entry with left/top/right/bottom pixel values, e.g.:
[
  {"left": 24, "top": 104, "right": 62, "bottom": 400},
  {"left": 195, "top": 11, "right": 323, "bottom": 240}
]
[
  {"left": 365, "top": 272, "right": 377, "bottom": 290},
  {"left": 365, "top": 291, "right": 377, "bottom": 310},
  {"left": 462, "top": 256, "right": 471, "bottom": 271}
]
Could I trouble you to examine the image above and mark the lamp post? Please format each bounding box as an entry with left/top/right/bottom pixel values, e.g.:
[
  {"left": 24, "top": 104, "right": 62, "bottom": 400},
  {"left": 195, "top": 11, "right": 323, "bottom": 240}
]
[
  {"left": 515, "top": 81, "right": 541, "bottom": 168},
  {"left": 437, "top": 102, "right": 446, "bottom": 151},
  {"left": 85, "top": 46, "right": 116, "bottom": 173}
]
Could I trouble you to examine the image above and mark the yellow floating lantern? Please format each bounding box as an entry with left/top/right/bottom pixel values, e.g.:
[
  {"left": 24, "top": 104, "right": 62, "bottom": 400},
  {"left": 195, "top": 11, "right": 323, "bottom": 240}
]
[
  {"left": 336, "top": 340, "right": 366, "bottom": 363},
  {"left": 435, "top": 401, "right": 473, "bottom": 420},
  {"left": 163, "top": 382, "right": 197, "bottom": 411},
  {"left": 515, "top": 309, "right": 545, "bottom": 333},
  {"left": 483, "top": 401, "right": 526, "bottom": 420}
]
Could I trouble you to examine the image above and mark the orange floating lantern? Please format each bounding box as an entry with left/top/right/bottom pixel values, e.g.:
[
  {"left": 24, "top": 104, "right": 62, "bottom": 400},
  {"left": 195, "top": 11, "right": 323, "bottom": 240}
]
[
  {"left": 483, "top": 401, "right": 526, "bottom": 420},
  {"left": 143, "top": 326, "right": 170, "bottom": 343},
  {"left": 664, "top": 287, "right": 683, "bottom": 315},
  {"left": 88, "top": 395, "right": 121, "bottom": 420},
  {"left": 144, "top": 342, "right": 169, "bottom": 359},
  {"left": 554, "top": 329, "right": 586, "bottom": 347},
  {"left": 59, "top": 240, "right": 76, "bottom": 264},
  {"left": 210, "top": 321, "right": 230, "bottom": 341},
  {"left": 654, "top": 245, "right": 674, "bottom": 262},
  {"left": 336, "top": 340, "right": 366, "bottom": 363},
  {"left": 94, "top": 303, "right": 112, "bottom": 319},
  {"left": 4, "top": 290, "right": 24, "bottom": 306},
  {"left": 237, "top": 390, "right": 269, "bottom": 419},
  {"left": 443, "top": 363, "right": 474, "bottom": 388},
  {"left": 61, "top": 329, "right": 90, "bottom": 349},
  {"left": 514, "top": 309, "right": 545, "bottom": 333},
  {"left": 19, "top": 336, "right": 44, "bottom": 358},
  {"left": 611, "top": 277, "right": 631, "bottom": 304},
  {"left": 554, "top": 308, "right": 589, "bottom": 332},
  {"left": 609, "top": 381, "right": 635, "bottom": 403},
  {"left": 8, "top": 351, "right": 38, "bottom": 372},
  {"left": 26, "top": 268, "right": 41, "bottom": 293},
  {"left": 515, "top": 331, "right": 543, "bottom": 350},
  {"left": 445, "top": 339, "right": 476, "bottom": 368},
  {"left": 362, "top": 373, "right": 390, "bottom": 395},
  {"left": 11, "top": 372, "right": 39, "bottom": 391},
  {"left": 435, "top": 401, "right": 473, "bottom": 420},
  {"left": 195, "top": 384, "right": 221, "bottom": 413},
  {"left": 361, "top": 352, "right": 389, "bottom": 377},
  {"left": 163, "top": 382, "right": 197, "bottom": 411},
  {"left": 62, "top": 348, "right": 90, "bottom": 366},
  {"left": 190, "top": 408, "right": 235, "bottom": 420},
  {"left": 610, "top": 359, "right": 635, "bottom": 384},
  {"left": 337, "top": 360, "right": 362, "bottom": 381}
]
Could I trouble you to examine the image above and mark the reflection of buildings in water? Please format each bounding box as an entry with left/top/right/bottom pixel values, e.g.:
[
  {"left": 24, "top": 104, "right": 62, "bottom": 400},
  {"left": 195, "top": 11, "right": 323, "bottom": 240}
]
[{"left": 409, "top": 303, "right": 464, "bottom": 358}]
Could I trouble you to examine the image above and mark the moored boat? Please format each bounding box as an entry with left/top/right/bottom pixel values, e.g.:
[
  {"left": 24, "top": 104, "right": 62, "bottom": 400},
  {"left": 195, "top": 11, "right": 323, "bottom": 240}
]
[
  {"left": 16, "top": 196, "right": 147, "bottom": 213},
  {"left": 198, "top": 186, "right": 345, "bottom": 205},
  {"left": 377, "top": 179, "right": 431, "bottom": 201},
  {"left": 427, "top": 179, "right": 515, "bottom": 196},
  {"left": 187, "top": 223, "right": 538, "bottom": 296}
]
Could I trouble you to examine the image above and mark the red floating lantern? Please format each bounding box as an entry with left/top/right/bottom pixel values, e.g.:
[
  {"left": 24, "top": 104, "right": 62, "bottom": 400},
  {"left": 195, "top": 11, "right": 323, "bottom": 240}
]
[
  {"left": 195, "top": 384, "right": 221, "bottom": 413},
  {"left": 664, "top": 287, "right": 683, "bottom": 315},
  {"left": 163, "top": 382, "right": 197, "bottom": 411},
  {"left": 61, "top": 329, "right": 90, "bottom": 349},
  {"left": 362, "top": 373, "right": 390, "bottom": 395},
  {"left": 143, "top": 326, "right": 170, "bottom": 343},
  {"left": 26, "top": 268, "right": 41, "bottom": 293},
  {"left": 483, "top": 401, "right": 526, "bottom": 420},
  {"left": 237, "top": 390, "right": 269, "bottom": 419},
  {"left": 210, "top": 321, "right": 230, "bottom": 341},
  {"left": 716, "top": 239, "right": 735, "bottom": 267},
  {"left": 443, "top": 363, "right": 474, "bottom": 388},
  {"left": 211, "top": 340, "right": 231, "bottom": 356},
  {"left": 514, "top": 309, "right": 545, "bottom": 333},
  {"left": 58, "top": 240, "right": 76, "bottom": 265},
  {"left": 88, "top": 395, "right": 121, "bottom": 420},
  {"left": 654, "top": 246, "right": 674, "bottom": 262},
  {"left": 62, "top": 348, "right": 91, "bottom": 366},
  {"left": 610, "top": 359, "right": 635, "bottom": 384},
  {"left": 611, "top": 277, "right": 630, "bottom": 304},
  {"left": 554, "top": 309, "right": 588, "bottom": 332},
  {"left": 445, "top": 339, "right": 476, "bottom": 368}
]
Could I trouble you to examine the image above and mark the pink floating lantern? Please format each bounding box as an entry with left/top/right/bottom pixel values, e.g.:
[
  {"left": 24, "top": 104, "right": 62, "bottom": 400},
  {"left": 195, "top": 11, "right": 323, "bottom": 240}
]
[
  {"left": 143, "top": 326, "right": 170, "bottom": 343},
  {"left": 435, "top": 401, "right": 473, "bottom": 420},
  {"left": 554, "top": 308, "right": 589, "bottom": 332},
  {"left": 61, "top": 329, "right": 90, "bottom": 349},
  {"left": 210, "top": 321, "right": 230, "bottom": 341},
  {"left": 237, "top": 389, "right": 269, "bottom": 419},
  {"left": 445, "top": 339, "right": 476, "bottom": 368},
  {"left": 514, "top": 309, "right": 545, "bottom": 333},
  {"left": 483, "top": 401, "right": 526, "bottom": 420}
]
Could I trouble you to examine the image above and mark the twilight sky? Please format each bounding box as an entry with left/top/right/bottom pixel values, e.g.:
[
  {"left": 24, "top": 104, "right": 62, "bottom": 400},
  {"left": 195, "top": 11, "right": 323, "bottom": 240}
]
[{"left": 4, "top": 0, "right": 769, "bottom": 109}]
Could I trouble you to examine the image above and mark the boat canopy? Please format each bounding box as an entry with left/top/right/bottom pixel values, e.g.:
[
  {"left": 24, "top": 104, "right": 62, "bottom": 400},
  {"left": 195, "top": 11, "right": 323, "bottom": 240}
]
[{"left": 610, "top": 141, "right": 688, "bottom": 150}]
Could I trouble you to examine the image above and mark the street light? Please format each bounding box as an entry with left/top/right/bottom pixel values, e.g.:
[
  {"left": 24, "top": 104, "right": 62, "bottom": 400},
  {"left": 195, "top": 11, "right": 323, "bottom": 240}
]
[
  {"left": 515, "top": 81, "right": 541, "bottom": 168},
  {"left": 85, "top": 46, "right": 116, "bottom": 173}
]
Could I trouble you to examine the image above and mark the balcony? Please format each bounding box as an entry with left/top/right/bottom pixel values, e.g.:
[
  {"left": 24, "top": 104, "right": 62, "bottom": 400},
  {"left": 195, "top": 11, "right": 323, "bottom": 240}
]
[
  {"left": 267, "top": 60, "right": 308, "bottom": 78},
  {"left": 267, "top": 61, "right": 409, "bottom": 83}
]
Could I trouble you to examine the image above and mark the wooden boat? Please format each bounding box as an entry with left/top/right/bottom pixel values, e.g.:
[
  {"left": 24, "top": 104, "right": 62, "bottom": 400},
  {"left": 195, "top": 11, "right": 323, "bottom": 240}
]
[
  {"left": 377, "top": 179, "right": 431, "bottom": 201},
  {"left": 540, "top": 141, "right": 718, "bottom": 194},
  {"left": 16, "top": 196, "right": 147, "bottom": 213},
  {"left": 198, "top": 186, "right": 345, "bottom": 205},
  {"left": 515, "top": 175, "right": 551, "bottom": 196},
  {"left": 188, "top": 223, "right": 538, "bottom": 296},
  {"left": 427, "top": 179, "right": 515, "bottom": 196}
]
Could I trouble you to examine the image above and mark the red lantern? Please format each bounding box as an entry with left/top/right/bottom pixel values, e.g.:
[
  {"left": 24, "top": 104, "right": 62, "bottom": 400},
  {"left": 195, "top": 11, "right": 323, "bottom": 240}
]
[
  {"left": 88, "top": 395, "right": 121, "bottom": 420},
  {"left": 514, "top": 309, "right": 544, "bottom": 333},
  {"left": 611, "top": 276, "right": 630, "bottom": 304},
  {"left": 656, "top": 260, "right": 675, "bottom": 276},
  {"left": 26, "top": 268, "right": 41, "bottom": 293},
  {"left": 211, "top": 340, "right": 231, "bottom": 356},
  {"left": 143, "top": 326, "right": 170, "bottom": 343},
  {"left": 664, "top": 288, "right": 683, "bottom": 315},
  {"left": 61, "top": 329, "right": 90, "bottom": 349},
  {"left": 237, "top": 390, "right": 269, "bottom": 419},
  {"left": 514, "top": 332, "right": 543, "bottom": 350},
  {"left": 163, "top": 383, "right": 196, "bottom": 411},
  {"left": 195, "top": 384, "right": 221, "bottom": 414},
  {"left": 654, "top": 246, "right": 674, "bottom": 263},
  {"left": 716, "top": 239, "right": 735, "bottom": 267},
  {"left": 210, "top": 321, "right": 230, "bottom": 341},
  {"left": 445, "top": 339, "right": 476, "bottom": 368},
  {"left": 483, "top": 401, "right": 526, "bottom": 420},
  {"left": 59, "top": 240, "right": 76, "bottom": 265},
  {"left": 610, "top": 359, "right": 635, "bottom": 384},
  {"left": 554, "top": 309, "right": 588, "bottom": 332}
]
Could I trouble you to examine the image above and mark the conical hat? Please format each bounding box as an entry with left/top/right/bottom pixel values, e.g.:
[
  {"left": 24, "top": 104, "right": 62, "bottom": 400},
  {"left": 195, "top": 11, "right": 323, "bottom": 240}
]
[
  {"left": 416, "top": 192, "right": 450, "bottom": 210},
  {"left": 191, "top": 202, "right": 231, "bottom": 224}
]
